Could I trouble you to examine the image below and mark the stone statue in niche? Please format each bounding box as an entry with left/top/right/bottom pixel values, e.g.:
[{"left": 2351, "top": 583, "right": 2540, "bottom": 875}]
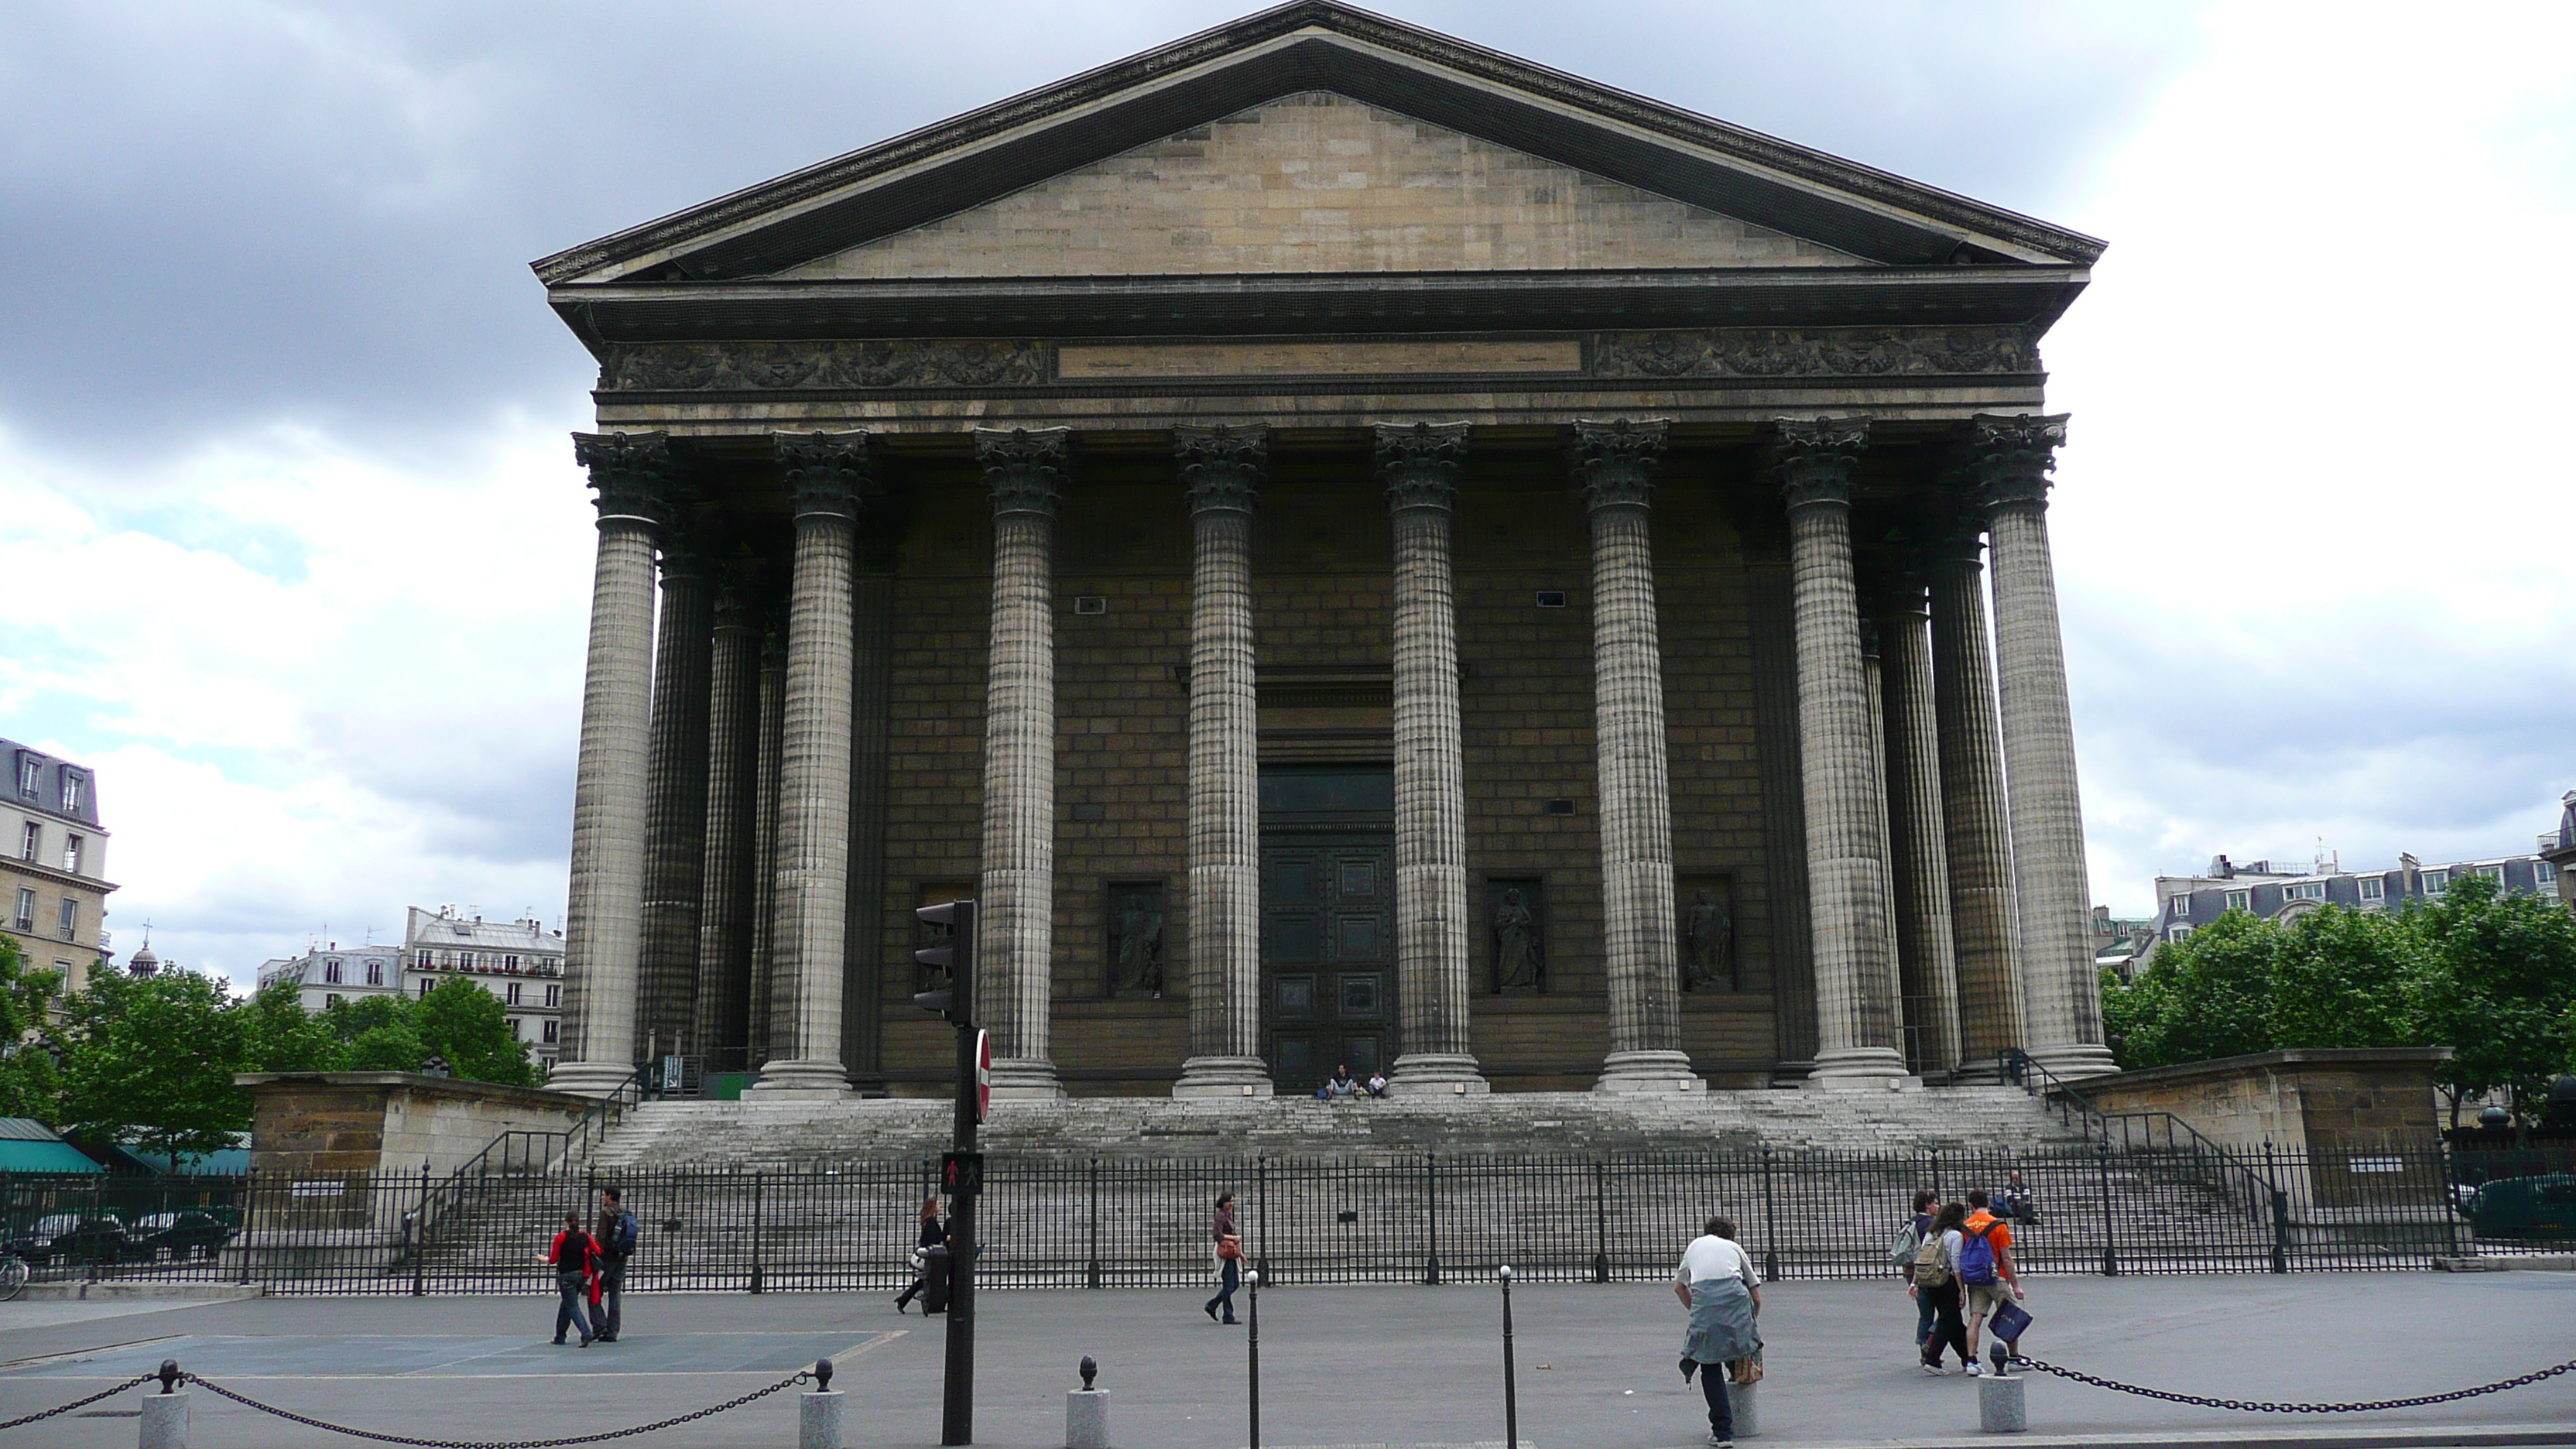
[
  {"left": 1108, "top": 884, "right": 1165, "bottom": 998},
  {"left": 1491, "top": 884, "right": 1544, "bottom": 994},
  {"left": 1682, "top": 886, "right": 1735, "bottom": 992}
]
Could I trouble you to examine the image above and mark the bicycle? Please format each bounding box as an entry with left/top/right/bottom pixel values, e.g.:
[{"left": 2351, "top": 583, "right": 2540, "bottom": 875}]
[{"left": 1, "top": 1251, "right": 28, "bottom": 1301}]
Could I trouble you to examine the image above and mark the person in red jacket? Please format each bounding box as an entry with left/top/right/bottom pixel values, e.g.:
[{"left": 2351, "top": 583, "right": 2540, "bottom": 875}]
[{"left": 546, "top": 1211, "right": 598, "bottom": 1347}]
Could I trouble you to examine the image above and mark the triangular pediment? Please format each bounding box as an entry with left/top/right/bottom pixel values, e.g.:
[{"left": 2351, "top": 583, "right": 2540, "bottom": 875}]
[{"left": 771, "top": 94, "right": 1869, "bottom": 281}]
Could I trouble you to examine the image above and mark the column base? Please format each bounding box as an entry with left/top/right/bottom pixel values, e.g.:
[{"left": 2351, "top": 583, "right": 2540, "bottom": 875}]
[
  {"left": 748, "top": 1060, "right": 850, "bottom": 1098},
  {"left": 987, "top": 1057, "right": 1066, "bottom": 1100},
  {"left": 1593, "top": 1050, "right": 1706, "bottom": 1093},
  {"left": 1947, "top": 1056, "right": 2009, "bottom": 1086},
  {"left": 546, "top": 1060, "right": 642, "bottom": 1098},
  {"left": 1172, "top": 1057, "right": 1274, "bottom": 1098},
  {"left": 1388, "top": 1052, "right": 1489, "bottom": 1097},
  {"left": 2026, "top": 1043, "right": 2119, "bottom": 1081},
  {"left": 1802, "top": 1047, "right": 1912, "bottom": 1090}
]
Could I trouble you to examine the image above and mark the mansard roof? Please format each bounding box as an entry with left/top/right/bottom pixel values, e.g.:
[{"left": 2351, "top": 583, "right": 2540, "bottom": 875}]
[{"left": 535, "top": 2, "right": 2098, "bottom": 347}]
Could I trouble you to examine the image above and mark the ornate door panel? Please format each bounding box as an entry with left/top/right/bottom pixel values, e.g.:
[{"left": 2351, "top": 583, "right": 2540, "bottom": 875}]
[{"left": 1262, "top": 834, "right": 1396, "bottom": 1092}]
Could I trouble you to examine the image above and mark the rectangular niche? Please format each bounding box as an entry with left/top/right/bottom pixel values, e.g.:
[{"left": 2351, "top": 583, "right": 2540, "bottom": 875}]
[
  {"left": 1677, "top": 875, "right": 1738, "bottom": 993},
  {"left": 1485, "top": 877, "right": 1547, "bottom": 995},
  {"left": 1104, "top": 879, "right": 1169, "bottom": 1000}
]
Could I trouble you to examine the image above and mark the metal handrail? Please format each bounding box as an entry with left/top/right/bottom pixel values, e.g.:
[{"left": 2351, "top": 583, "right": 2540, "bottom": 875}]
[
  {"left": 408, "top": 1064, "right": 652, "bottom": 1255},
  {"left": 2003, "top": 1049, "right": 2280, "bottom": 1221}
]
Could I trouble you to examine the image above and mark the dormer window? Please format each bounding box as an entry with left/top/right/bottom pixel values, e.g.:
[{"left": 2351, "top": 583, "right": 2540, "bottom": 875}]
[
  {"left": 15, "top": 756, "right": 38, "bottom": 799},
  {"left": 60, "top": 772, "right": 83, "bottom": 814}
]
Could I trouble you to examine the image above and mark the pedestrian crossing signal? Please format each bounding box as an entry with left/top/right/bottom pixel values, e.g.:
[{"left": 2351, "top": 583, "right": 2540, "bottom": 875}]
[{"left": 942, "top": 1150, "right": 985, "bottom": 1196}]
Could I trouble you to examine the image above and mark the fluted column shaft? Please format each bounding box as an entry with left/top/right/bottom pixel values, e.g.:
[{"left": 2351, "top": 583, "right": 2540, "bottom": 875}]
[
  {"left": 556, "top": 431, "right": 671, "bottom": 1096},
  {"left": 747, "top": 626, "right": 786, "bottom": 1066},
  {"left": 1573, "top": 420, "right": 1699, "bottom": 1093},
  {"left": 692, "top": 565, "right": 762, "bottom": 1068},
  {"left": 1875, "top": 581, "right": 1964, "bottom": 1075},
  {"left": 1773, "top": 418, "right": 1906, "bottom": 1087},
  {"left": 752, "top": 433, "right": 865, "bottom": 1095},
  {"left": 638, "top": 536, "right": 713, "bottom": 1060},
  {"left": 1928, "top": 529, "right": 2024, "bottom": 1069},
  {"left": 1175, "top": 426, "right": 1271, "bottom": 1098},
  {"left": 1375, "top": 422, "right": 1487, "bottom": 1094},
  {"left": 1975, "top": 414, "right": 2116, "bottom": 1078},
  {"left": 974, "top": 427, "right": 1070, "bottom": 1098}
]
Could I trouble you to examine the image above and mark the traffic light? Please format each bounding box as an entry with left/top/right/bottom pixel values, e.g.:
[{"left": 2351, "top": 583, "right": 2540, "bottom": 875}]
[{"left": 913, "top": 898, "right": 977, "bottom": 1024}]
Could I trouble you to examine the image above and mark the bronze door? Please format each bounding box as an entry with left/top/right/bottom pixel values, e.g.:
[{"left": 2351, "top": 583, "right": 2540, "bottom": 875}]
[{"left": 1262, "top": 834, "right": 1396, "bottom": 1093}]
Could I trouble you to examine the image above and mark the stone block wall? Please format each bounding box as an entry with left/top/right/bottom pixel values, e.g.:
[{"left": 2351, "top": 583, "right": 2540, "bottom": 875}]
[
  {"left": 2078, "top": 1048, "right": 2452, "bottom": 1207},
  {"left": 237, "top": 1073, "right": 596, "bottom": 1177}
]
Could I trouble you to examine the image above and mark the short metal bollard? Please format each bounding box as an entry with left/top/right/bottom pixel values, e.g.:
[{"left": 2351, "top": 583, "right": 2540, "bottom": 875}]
[
  {"left": 1728, "top": 1378, "right": 1760, "bottom": 1439},
  {"left": 1978, "top": 1348, "right": 2026, "bottom": 1434},
  {"left": 800, "top": 1357, "right": 844, "bottom": 1449},
  {"left": 141, "top": 1358, "right": 187, "bottom": 1449},
  {"left": 1066, "top": 1355, "right": 1110, "bottom": 1449}
]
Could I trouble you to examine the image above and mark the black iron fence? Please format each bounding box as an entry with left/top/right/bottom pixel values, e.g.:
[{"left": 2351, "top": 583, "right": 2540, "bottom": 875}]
[{"left": 9, "top": 1142, "right": 2567, "bottom": 1295}]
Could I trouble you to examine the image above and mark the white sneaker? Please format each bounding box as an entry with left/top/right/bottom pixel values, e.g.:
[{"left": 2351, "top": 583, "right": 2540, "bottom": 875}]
[
  {"left": 1967, "top": 1360, "right": 1985, "bottom": 1377},
  {"left": 1920, "top": 1362, "right": 1943, "bottom": 1375}
]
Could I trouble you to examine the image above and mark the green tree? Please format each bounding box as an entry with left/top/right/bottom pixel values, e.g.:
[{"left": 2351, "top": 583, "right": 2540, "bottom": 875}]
[
  {"left": 2104, "top": 909, "right": 2278, "bottom": 1068},
  {"left": 0, "top": 933, "right": 65, "bottom": 1122},
  {"left": 2407, "top": 873, "right": 2576, "bottom": 1125},
  {"left": 2266, "top": 904, "right": 2430, "bottom": 1050},
  {"left": 238, "top": 980, "right": 347, "bottom": 1073},
  {"left": 58, "top": 969, "right": 249, "bottom": 1165},
  {"left": 415, "top": 976, "right": 536, "bottom": 1088}
]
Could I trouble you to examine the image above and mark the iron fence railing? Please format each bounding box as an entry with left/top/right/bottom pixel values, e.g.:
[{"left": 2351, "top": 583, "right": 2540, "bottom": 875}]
[{"left": 7, "top": 1142, "right": 2558, "bottom": 1296}]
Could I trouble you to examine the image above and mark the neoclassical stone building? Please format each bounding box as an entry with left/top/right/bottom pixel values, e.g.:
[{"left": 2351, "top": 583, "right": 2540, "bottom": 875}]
[{"left": 535, "top": 2, "right": 2115, "bottom": 1100}]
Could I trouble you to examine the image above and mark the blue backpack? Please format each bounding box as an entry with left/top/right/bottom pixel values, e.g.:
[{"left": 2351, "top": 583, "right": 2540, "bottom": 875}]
[{"left": 1958, "top": 1221, "right": 1999, "bottom": 1287}]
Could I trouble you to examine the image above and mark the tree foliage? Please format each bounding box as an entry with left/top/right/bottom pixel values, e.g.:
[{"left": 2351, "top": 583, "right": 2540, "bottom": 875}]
[
  {"left": 0, "top": 933, "right": 64, "bottom": 1123},
  {"left": 2102, "top": 875, "right": 2576, "bottom": 1121}
]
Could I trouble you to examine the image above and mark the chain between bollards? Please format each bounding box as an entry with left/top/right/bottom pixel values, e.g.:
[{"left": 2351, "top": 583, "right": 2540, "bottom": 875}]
[{"left": 1499, "top": 1265, "right": 1519, "bottom": 1449}]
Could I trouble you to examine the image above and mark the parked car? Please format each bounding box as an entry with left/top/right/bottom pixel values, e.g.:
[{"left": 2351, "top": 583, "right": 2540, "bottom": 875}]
[
  {"left": 6, "top": 1213, "right": 130, "bottom": 1265},
  {"left": 2464, "top": 1174, "right": 2576, "bottom": 1241},
  {"left": 128, "top": 1211, "right": 234, "bottom": 1260}
]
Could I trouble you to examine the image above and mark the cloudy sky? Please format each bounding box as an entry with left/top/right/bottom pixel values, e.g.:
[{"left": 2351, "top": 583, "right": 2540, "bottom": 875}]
[{"left": 2, "top": 2, "right": 2570, "bottom": 988}]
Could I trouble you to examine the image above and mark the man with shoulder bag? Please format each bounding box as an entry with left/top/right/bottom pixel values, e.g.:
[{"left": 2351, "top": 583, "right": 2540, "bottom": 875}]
[{"left": 594, "top": 1187, "right": 639, "bottom": 1343}]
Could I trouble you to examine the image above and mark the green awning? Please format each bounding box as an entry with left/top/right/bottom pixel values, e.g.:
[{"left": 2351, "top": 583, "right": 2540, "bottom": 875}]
[{"left": 0, "top": 1139, "right": 104, "bottom": 1173}]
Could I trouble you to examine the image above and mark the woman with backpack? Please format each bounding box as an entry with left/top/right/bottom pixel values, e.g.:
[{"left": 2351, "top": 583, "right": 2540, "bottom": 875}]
[
  {"left": 1911, "top": 1201, "right": 1971, "bottom": 1375},
  {"left": 546, "top": 1211, "right": 598, "bottom": 1348},
  {"left": 1896, "top": 1189, "right": 1939, "bottom": 1354}
]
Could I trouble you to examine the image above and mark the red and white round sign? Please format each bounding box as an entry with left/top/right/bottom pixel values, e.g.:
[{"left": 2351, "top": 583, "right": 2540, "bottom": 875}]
[{"left": 975, "top": 1029, "right": 992, "bottom": 1124}]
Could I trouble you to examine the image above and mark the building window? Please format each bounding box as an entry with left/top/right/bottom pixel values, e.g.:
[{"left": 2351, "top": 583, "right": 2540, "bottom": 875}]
[
  {"left": 420, "top": 979, "right": 433, "bottom": 998},
  {"left": 2358, "top": 877, "right": 2385, "bottom": 903},
  {"left": 17, "top": 822, "right": 35, "bottom": 862},
  {"left": 2225, "top": 890, "right": 2251, "bottom": 913},
  {"left": 2424, "top": 869, "right": 2449, "bottom": 894},
  {"left": 60, "top": 773, "right": 82, "bottom": 814},
  {"left": 502, "top": 954, "right": 519, "bottom": 971},
  {"left": 61, "top": 834, "right": 80, "bottom": 874},
  {"left": 2476, "top": 865, "right": 2505, "bottom": 884},
  {"left": 2285, "top": 882, "right": 2325, "bottom": 903},
  {"left": 2169, "top": 924, "right": 2194, "bottom": 941},
  {"left": 57, "top": 897, "right": 76, "bottom": 938},
  {"left": 12, "top": 888, "right": 32, "bottom": 930},
  {"left": 324, "top": 958, "right": 344, "bottom": 985},
  {"left": 505, "top": 981, "right": 522, "bottom": 1005},
  {"left": 508, "top": 1018, "right": 522, "bottom": 1040},
  {"left": 542, "top": 1019, "right": 559, "bottom": 1043},
  {"left": 2540, "top": 867, "right": 2562, "bottom": 898},
  {"left": 545, "top": 984, "right": 560, "bottom": 1008},
  {"left": 365, "top": 958, "right": 383, "bottom": 985},
  {"left": 15, "top": 756, "right": 37, "bottom": 799},
  {"left": 325, "top": 993, "right": 343, "bottom": 1009}
]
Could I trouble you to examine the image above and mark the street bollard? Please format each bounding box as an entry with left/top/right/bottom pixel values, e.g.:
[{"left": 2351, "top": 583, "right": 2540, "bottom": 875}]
[
  {"left": 140, "top": 1358, "right": 187, "bottom": 1449},
  {"left": 1067, "top": 1355, "right": 1110, "bottom": 1449},
  {"left": 1977, "top": 1348, "right": 2026, "bottom": 1434},
  {"left": 1728, "top": 1379, "right": 1759, "bottom": 1440},
  {"left": 1245, "top": 1269, "right": 1262, "bottom": 1449},
  {"left": 1497, "top": 1266, "right": 1518, "bottom": 1449},
  {"left": 800, "top": 1357, "right": 844, "bottom": 1449}
]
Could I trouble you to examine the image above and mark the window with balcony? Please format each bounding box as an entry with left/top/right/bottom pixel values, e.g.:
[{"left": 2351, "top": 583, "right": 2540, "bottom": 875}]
[
  {"left": 12, "top": 888, "right": 33, "bottom": 930},
  {"left": 542, "top": 1019, "right": 559, "bottom": 1043},
  {"left": 17, "top": 822, "right": 35, "bottom": 862},
  {"left": 57, "top": 896, "right": 76, "bottom": 939},
  {"left": 323, "top": 958, "right": 343, "bottom": 985},
  {"left": 545, "top": 984, "right": 560, "bottom": 1008},
  {"left": 61, "top": 834, "right": 80, "bottom": 874},
  {"left": 505, "top": 981, "right": 522, "bottom": 1005}
]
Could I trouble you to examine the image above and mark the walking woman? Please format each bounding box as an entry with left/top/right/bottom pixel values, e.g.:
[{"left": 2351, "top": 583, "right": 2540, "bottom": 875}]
[
  {"left": 1913, "top": 1201, "right": 1972, "bottom": 1374},
  {"left": 1203, "top": 1191, "right": 1244, "bottom": 1324},
  {"left": 896, "top": 1196, "right": 946, "bottom": 1313},
  {"left": 546, "top": 1210, "right": 598, "bottom": 1347}
]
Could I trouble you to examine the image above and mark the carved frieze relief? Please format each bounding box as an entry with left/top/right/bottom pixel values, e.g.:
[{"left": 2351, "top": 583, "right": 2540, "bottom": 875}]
[
  {"left": 1593, "top": 326, "right": 2035, "bottom": 379},
  {"left": 601, "top": 339, "right": 1048, "bottom": 391}
]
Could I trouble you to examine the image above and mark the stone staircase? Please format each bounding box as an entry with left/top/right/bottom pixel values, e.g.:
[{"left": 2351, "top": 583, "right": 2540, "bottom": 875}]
[{"left": 591, "top": 1086, "right": 2093, "bottom": 1170}]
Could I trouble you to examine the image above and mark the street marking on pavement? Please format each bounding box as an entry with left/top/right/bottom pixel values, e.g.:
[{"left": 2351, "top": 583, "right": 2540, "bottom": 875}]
[{"left": 0, "top": 1333, "right": 186, "bottom": 1372}]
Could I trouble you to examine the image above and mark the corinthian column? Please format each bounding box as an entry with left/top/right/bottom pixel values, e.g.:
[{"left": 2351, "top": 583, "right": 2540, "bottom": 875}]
[
  {"left": 1571, "top": 420, "right": 1701, "bottom": 1093},
  {"left": 750, "top": 432, "right": 865, "bottom": 1096},
  {"left": 638, "top": 529, "right": 713, "bottom": 1062},
  {"left": 1374, "top": 421, "right": 1488, "bottom": 1095},
  {"left": 692, "top": 559, "right": 763, "bottom": 1068},
  {"left": 746, "top": 623, "right": 786, "bottom": 1066},
  {"left": 1872, "top": 574, "right": 1964, "bottom": 1075},
  {"left": 1927, "top": 522, "right": 2023, "bottom": 1072},
  {"left": 1772, "top": 417, "right": 1906, "bottom": 1088},
  {"left": 555, "top": 431, "right": 671, "bottom": 1096},
  {"left": 1972, "top": 414, "right": 2116, "bottom": 1079},
  {"left": 974, "top": 426, "right": 1070, "bottom": 1099},
  {"left": 1173, "top": 425, "right": 1272, "bottom": 1098}
]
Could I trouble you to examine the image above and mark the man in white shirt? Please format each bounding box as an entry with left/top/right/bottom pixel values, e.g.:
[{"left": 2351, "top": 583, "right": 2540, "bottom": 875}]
[{"left": 1674, "top": 1217, "right": 1763, "bottom": 1447}]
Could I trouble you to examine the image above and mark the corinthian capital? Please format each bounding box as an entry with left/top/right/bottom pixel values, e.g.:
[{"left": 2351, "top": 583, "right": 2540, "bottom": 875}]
[
  {"left": 1372, "top": 420, "right": 1471, "bottom": 514},
  {"left": 1768, "top": 416, "right": 1869, "bottom": 514},
  {"left": 714, "top": 556, "right": 766, "bottom": 628},
  {"left": 772, "top": 431, "right": 868, "bottom": 522},
  {"left": 1174, "top": 423, "right": 1266, "bottom": 516},
  {"left": 1571, "top": 418, "right": 1670, "bottom": 512},
  {"left": 973, "top": 426, "right": 1074, "bottom": 519},
  {"left": 573, "top": 430, "right": 676, "bottom": 532},
  {"left": 1966, "top": 413, "right": 2069, "bottom": 513}
]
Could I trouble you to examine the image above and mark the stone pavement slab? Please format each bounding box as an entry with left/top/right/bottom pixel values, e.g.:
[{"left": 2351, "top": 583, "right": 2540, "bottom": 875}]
[{"left": 0, "top": 1274, "right": 2568, "bottom": 1448}]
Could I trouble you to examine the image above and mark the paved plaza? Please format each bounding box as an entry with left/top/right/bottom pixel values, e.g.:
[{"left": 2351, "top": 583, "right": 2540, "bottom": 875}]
[{"left": 2, "top": 1274, "right": 2572, "bottom": 1448}]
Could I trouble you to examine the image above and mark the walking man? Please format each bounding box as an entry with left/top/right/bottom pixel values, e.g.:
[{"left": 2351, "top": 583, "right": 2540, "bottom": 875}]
[
  {"left": 1958, "top": 1189, "right": 2024, "bottom": 1370},
  {"left": 594, "top": 1187, "right": 638, "bottom": 1343},
  {"left": 1674, "top": 1215, "right": 1762, "bottom": 1448}
]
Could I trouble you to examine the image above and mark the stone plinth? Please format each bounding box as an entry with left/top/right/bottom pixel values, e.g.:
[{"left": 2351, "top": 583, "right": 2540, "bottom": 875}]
[{"left": 235, "top": 1072, "right": 598, "bottom": 1177}]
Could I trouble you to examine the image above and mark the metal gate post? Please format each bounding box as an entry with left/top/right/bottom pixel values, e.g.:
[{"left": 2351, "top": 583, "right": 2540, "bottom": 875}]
[
  {"left": 1086, "top": 1159, "right": 1102, "bottom": 1290},
  {"left": 2269, "top": 1187, "right": 2291, "bottom": 1274},
  {"left": 1424, "top": 1153, "right": 1441, "bottom": 1286},
  {"left": 750, "top": 1172, "right": 766, "bottom": 1294},
  {"left": 1591, "top": 1162, "right": 1609, "bottom": 1283},
  {"left": 1759, "top": 1148, "right": 1780, "bottom": 1283},
  {"left": 411, "top": 1164, "right": 430, "bottom": 1297},
  {"left": 2095, "top": 1144, "right": 2118, "bottom": 1276}
]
